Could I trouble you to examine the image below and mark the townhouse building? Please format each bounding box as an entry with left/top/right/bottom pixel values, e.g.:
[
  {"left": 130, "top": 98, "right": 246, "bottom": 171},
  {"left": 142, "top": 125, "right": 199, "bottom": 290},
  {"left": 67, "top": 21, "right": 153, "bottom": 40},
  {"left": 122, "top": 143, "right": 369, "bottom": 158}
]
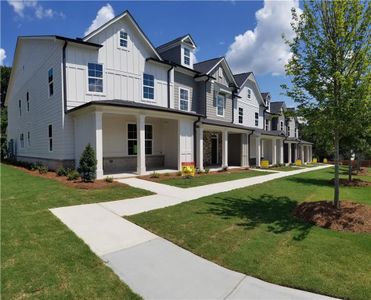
[{"left": 5, "top": 10, "right": 312, "bottom": 178}]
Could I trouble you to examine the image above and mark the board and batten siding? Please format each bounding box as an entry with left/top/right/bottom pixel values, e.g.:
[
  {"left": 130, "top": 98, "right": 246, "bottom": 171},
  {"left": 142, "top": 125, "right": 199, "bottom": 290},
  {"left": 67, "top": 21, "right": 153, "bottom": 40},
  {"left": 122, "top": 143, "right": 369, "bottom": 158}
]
[
  {"left": 65, "top": 17, "right": 169, "bottom": 109},
  {"left": 7, "top": 39, "right": 67, "bottom": 161}
]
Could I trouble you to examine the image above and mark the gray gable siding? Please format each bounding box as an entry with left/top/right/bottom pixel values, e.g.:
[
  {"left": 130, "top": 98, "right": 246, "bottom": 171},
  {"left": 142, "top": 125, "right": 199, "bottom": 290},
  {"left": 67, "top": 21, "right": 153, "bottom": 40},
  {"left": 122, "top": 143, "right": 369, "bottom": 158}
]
[
  {"left": 158, "top": 45, "right": 181, "bottom": 65},
  {"left": 173, "top": 71, "right": 200, "bottom": 113},
  {"left": 205, "top": 81, "right": 233, "bottom": 122}
]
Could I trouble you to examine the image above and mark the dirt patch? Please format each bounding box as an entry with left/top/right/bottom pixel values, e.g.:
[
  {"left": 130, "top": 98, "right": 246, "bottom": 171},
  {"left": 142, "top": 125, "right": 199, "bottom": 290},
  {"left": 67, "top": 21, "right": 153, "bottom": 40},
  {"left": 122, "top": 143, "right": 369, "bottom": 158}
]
[
  {"left": 11, "top": 165, "right": 126, "bottom": 190},
  {"left": 293, "top": 201, "right": 371, "bottom": 233},
  {"left": 139, "top": 168, "right": 251, "bottom": 182},
  {"left": 330, "top": 178, "right": 371, "bottom": 187}
]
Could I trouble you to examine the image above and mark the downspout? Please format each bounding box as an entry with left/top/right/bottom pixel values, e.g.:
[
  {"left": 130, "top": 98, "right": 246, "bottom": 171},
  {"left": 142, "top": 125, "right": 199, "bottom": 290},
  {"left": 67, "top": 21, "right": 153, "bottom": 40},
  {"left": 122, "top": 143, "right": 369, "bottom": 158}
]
[
  {"left": 62, "top": 41, "right": 68, "bottom": 113},
  {"left": 204, "top": 77, "right": 210, "bottom": 117},
  {"left": 193, "top": 116, "right": 202, "bottom": 166},
  {"left": 167, "top": 65, "right": 174, "bottom": 108}
]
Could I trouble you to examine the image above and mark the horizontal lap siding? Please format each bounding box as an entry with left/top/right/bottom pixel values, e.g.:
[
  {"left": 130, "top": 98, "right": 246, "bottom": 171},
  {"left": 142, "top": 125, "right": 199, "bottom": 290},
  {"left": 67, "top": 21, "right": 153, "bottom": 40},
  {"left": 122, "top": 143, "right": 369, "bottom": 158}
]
[{"left": 7, "top": 39, "right": 65, "bottom": 161}]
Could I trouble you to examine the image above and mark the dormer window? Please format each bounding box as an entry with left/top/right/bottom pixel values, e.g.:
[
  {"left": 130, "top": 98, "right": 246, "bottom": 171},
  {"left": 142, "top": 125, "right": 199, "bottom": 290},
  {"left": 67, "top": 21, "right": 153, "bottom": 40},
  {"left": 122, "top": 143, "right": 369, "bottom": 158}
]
[
  {"left": 119, "top": 31, "right": 128, "bottom": 48},
  {"left": 280, "top": 121, "right": 284, "bottom": 131},
  {"left": 247, "top": 88, "right": 252, "bottom": 100},
  {"left": 219, "top": 68, "right": 223, "bottom": 79},
  {"left": 265, "top": 119, "right": 269, "bottom": 131},
  {"left": 183, "top": 48, "right": 190, "bottom": 66}
]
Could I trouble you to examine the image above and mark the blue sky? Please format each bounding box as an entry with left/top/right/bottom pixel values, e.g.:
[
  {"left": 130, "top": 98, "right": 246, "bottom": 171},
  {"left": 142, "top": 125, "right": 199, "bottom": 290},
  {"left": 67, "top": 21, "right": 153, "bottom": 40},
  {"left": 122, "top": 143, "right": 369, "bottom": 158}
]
[{"left": 1, "top": 1, "right": 300, "bottom": 106}]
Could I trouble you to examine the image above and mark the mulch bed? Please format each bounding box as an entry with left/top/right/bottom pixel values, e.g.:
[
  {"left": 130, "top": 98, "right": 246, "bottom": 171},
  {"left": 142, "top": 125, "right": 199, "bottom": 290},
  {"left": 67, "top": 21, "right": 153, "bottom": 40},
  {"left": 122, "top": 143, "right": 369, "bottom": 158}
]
[
  {"left": 293, "top": 201, "right": 371, "bottom": 233},
  {"left": 330, "top": 178, "right": 371, "bottom": 187},
  {"left": 11, "top": 165, "right": 125, "bottom": 190},
  {"left": 139, "top": 168, "right": 250, "bottom": 182}
]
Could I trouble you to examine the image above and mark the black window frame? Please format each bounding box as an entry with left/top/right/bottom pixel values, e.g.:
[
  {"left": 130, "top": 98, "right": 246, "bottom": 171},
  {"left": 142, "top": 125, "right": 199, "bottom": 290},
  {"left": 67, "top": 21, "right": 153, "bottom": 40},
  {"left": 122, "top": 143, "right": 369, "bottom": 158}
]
[
  {"left": 48, "top": 68, "right": 54, "bottom": 97},
  {"left": 88, "top": 63, "right": 103, "bottom": 93},
  {"left": 238, "top": 107, "right": 243, "bottom": 124},
  {"left": 143, "top": 73, "right": 154, "bottom": 100}
]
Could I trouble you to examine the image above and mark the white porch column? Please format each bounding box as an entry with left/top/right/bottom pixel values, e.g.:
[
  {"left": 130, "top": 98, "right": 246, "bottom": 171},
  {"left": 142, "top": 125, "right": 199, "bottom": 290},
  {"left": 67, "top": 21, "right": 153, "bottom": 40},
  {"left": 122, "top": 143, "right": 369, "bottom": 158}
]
[
  {"left": 309, "top": 146, "right": 313, "bottom": 162},
  {"left": 94, "top": 111, "right": 103, "bottom": 179},
  {"left": 279, "top": 139, "right": 284, "bottom": 164},
  {"left": 241, "top": 133, "right": 249, "bottom": 167},
  {"left": 294, "top": 144, "right": 298, "bottom": 162},
  {"left": 196, "top": 126, "right": 204, "bottom": 170},
  {"left": 255, "top": 136, "right": 261, "bottom": 167},
  {"left": 288, "top": 142, "right": 292, "bottom": 164},
  {"left": 271, "top": 138, "right": 277, "bottom": 165},
  {"left": 222, "top": 130, "right": 228, "bottom": 168},
  {"left": 137, "top": 114, "right": 146, "bottom": 175},
  {"left": 306, "top": 146, "right": 309, "bottom": 163},
  {"left": 301, "top": 145, "right": 305, "bottom": 164}
]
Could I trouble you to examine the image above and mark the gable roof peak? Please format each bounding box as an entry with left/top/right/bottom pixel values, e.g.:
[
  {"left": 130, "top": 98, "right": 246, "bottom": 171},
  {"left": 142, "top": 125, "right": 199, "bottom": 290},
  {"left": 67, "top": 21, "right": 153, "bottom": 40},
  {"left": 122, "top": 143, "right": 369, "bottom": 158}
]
[{"left": 156, "top": 34, "right": 196, "bottom": 52}]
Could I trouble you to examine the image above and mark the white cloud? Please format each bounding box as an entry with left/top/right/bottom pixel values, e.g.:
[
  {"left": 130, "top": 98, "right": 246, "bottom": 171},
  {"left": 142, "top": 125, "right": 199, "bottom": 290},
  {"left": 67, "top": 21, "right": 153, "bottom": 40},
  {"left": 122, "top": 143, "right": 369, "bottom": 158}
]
[
  {"left": 226, "top": 0, "right": 301, "bottom": 75},
  {"left": 84, "top": 4, "right": 115, "bottom": 36},
  {"left": 7, "top": 0, "right": 64, "bottom": 19},
  {"left": 0, "top": 48, "right": 6, "bottom": 66}
]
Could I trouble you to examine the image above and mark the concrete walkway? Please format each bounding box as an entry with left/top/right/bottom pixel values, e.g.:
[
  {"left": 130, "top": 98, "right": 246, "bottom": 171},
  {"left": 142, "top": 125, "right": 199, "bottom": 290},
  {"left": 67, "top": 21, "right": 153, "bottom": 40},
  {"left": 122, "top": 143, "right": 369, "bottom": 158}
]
[{"left": 51, "top": 165, "right": 335, "bottom": 299}]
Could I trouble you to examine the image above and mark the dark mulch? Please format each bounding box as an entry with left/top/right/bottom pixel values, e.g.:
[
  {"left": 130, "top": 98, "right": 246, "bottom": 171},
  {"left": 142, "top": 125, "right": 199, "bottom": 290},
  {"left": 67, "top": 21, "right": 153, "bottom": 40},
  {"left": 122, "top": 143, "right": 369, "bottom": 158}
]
[
  {"left": 330, "top": 178, "right": 371, "bottom": 187},
  {"left": 293, "top": 201, "right": 371, "bottom": 233},
  {"left": 11, "top": 165, "right": 123, "bottom": 189}
]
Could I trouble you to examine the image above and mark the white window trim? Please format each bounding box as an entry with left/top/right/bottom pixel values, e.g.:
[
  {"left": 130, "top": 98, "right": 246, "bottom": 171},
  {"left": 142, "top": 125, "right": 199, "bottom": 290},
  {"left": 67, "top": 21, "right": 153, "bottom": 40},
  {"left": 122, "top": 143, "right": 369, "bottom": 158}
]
[
  {"left": 238, "top": 107, "right": 243, "bottom": 124},
  {"left": 183, "top": 47, "right": 191, "bottom": 66},
  {"left": 126, "top": 122, "right": 154, "bottom": 156},
  {"left": 247, "top": 88, "right": 252, "bottom": 100},
  {"left": 254, "top": 112, "right": 259, "bottom": 127},
  {"left": 178, "top": 87, "right": 190, "bottom": 112},
  {"left": 265, "top": 119, "right": 269, "bottom": 131},
  {"left": 48, "top": 68, "right": 54, "bottom": 98},
  {"left": 219, "top": 68, "right": 223, "bottom": 79},
  {"left": 142, "top": 73, "right": 155, "bottom": 101},
  {"left": 118, "top": 30, "right": 129, "bottom": 50},
  {"left": 86, "top": 63, "right": 106, "bottom": 95},
  {"left": 216, "top": 94, "right": 225, "bottom": 117}
]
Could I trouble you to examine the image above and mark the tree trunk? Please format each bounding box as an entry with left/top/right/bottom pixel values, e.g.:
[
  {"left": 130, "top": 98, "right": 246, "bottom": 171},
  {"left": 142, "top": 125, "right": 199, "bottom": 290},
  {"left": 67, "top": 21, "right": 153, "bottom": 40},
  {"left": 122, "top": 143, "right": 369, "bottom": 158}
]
[
  {"left": 348, "top": 160, "right": 352, "bottom": 182},
  {"left": 334, "top": 134, "right": 340, "bottom": 208}
]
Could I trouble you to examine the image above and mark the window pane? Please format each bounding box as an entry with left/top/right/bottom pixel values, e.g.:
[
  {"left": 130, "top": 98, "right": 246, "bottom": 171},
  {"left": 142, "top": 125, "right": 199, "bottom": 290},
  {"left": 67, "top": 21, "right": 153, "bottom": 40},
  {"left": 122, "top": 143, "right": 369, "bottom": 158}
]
[
  {"left": 145, "top": 125, "right": 152, "bottom": 139},
  {"left": 49, "top": 83, "right": 54, "bottom": 96},
  {"left": 145, "top": 140, "right": 152, "bottom": 155},
  {"left": 184, "top": 56, "right": 190, "bottom": 65},
  {"left": 128, "top": 140, "right": 137, "bottom": 155},
  {"left": 48, "top": 125, "right": 52, "bottom": 137},
  {"left": 49, "top": 139, "right": 53, "bottom": 151},
  {"left": 128, "top": 124, "right": 137, "bottom": 139},
  {"left": 48, "top": 68, "right": 53, "bottom": 83},
  {"left": 184, "top": 48, "right": 190, "bottom": 56}
]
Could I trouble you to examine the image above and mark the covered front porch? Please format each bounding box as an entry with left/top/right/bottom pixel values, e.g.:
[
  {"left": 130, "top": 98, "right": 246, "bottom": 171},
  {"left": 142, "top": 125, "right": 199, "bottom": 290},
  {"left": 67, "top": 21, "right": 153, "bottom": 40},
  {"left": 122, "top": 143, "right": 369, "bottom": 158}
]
[
  {"left": 71, "top": 103, "right": 197, "bottom": 179},
  {"left": 196, "top": 122, "right": 250, "bottom": 170},
  {"left": 284, "top": 140, "right": 313, "bottom": 164},
  {"left": 250, "top": 134, "right": 284, "bottom": 167}
]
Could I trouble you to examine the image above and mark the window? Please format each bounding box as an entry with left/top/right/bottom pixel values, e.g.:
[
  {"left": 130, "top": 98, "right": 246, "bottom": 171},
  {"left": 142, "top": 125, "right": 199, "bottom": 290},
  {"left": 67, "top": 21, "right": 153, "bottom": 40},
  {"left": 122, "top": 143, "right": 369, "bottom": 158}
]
[
  {"left": 48, "top": 125, "right": 53, "bottom": 152},
  {"left": 143, "top": 73, "right": 154, "bottom": 100},
  {"left": 179, "top": 88, "right": 189, "bottom": 111},
  {"left": 19, "top": 100, "right": 22, "bottom": 116},
  {"left": 26, "top": 92, "right": 29, "bottom": 112},
  {"left": 265, "top": 119, "right": 269, "bottom": 131},
  {"left": 127, "top": 124, "right": 153, "bottom": 155},
  {"left": 184, "top": 48, "right": 190, "bottom": 65},
  {"left": 20, "top": 133, "right": 24, "bottom": 148},
  {"left": 288, "top": 126, "right": 291, "bottom": 136},
  {"left": 238, "top": 107, "right": 243, "bottom": 124},
  {"left": 27, "top": 131, "right": 31, "bottom": 146},
  {"left": 145, "top": 125, "right": 153, "bottom": 155},
  {"left": 216, "top": 94, "right": 224, "bottom": 116},
  {"left": 280, "top": 121, "right": 284, "bottom": 131},
  {"left": 255, "top": 112, "right": 259, "bottom": 126},
  {"left": 119, "top": 30, "right": 128, "bottom": 48},
  {"left": 128, "top": 124, "right": 137, "bottom": 155},
  {"left": 48, "top": 68, "right": 54, "bottom": 96},
  {"left": 219, "top": 68, "right": 223, "bottom": 79},
  {"left": 247, "top": 88, "right": 252, "bottom": 100},
  {"left": 88, "top": 63, "right": 103, "bottom": 93}
]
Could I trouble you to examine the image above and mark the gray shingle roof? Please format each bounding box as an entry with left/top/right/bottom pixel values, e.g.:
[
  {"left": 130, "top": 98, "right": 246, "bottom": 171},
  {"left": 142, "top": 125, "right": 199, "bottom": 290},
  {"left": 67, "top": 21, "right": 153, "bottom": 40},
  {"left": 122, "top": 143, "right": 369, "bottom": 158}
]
[
  {"left": 261, "top": 92, "right": 269, "bottom": 101},
  {"left": 270, "top": 101, "right": 285, "bottom": 114},
  {"left": 193, "top": 57, "right": 223, "bottom": 74},
  {"left": 233, "top": 72, "right": 252, "bottom": 87},
  {"left": 156, "top": 34, "right": 195, "bottom": 52}
]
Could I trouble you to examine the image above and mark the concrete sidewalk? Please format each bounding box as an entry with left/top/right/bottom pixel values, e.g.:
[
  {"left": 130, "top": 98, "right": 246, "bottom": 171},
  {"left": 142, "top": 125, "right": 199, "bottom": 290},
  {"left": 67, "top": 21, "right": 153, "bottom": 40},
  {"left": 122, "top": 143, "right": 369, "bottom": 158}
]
[{"left": 51, "top": 165, "right": 336, "bottom": 299}]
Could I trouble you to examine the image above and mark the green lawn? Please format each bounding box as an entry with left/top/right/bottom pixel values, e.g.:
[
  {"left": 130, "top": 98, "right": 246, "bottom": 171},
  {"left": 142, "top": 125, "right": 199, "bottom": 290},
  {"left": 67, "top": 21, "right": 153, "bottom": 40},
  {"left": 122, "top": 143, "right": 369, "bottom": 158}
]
[
  {"left": 130, "top": 167, "right": 371, "bottom": 300},
  {"left": 155, "top": 170, "right": 272, "bottom": 188},
  {"left": 1, "top": 164, "right": 152, "bottom": 299}
]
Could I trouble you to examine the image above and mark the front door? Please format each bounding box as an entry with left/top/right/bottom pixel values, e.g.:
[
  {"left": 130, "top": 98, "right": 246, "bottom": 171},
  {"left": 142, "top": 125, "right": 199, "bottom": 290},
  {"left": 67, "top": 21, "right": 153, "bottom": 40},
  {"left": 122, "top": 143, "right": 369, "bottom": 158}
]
[{"left": 211, "top": 135, "right": 218, "bottom": 165}]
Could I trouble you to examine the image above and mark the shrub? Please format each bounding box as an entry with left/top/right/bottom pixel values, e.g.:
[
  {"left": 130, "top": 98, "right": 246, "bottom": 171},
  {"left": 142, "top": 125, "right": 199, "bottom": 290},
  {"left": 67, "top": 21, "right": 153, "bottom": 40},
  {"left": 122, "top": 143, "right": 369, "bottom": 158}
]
[
  {"left": 176, "top": 171, "right": 182, "bottom": 176},
  {"left": 78, "top": 144, "right": 97, "bottom": 182},
  {"left": 67, "top": 170, "right": 80, "bottom": 181},
  {"left": 38, "top": 166, "right": 48, "bottom": 174},
  {"left": 105, "top": 176, "right": 114, "bottom": 183},
  {"left": 56, "top": 166, "right": 68, "bottom": 176},
  {"left": 205, "top": 168, "right": 210, "bottom": 174},
  {"left": 150, "top": 171, "right": 160, "bottom": 178}
]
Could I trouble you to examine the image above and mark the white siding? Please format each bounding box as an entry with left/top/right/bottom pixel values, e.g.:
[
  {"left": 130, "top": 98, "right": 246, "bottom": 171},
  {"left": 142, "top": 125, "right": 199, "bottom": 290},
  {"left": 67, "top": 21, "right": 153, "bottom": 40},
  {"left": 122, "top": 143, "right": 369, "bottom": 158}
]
[
  {"left": 7, "top": 39, "right": 66, "bottom": 160},
  {"left": 65, "top": 17, "right": 169, "bottom": 109},
  {"left": 178, "top": 119, "right": 194, "bottom": 163}
]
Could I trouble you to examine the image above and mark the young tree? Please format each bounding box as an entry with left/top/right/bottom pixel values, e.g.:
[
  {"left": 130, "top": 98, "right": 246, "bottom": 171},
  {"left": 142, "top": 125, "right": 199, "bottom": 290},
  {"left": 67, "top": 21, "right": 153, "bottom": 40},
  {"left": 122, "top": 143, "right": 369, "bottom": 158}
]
[
  {"left": 78, "top": 144, "right": 97, "bottom": 182},
  {"left": 1, "top": 66, "right": 11, "bottom": 159},
  {"left": 284, "top": 0, "right": 370, "bottom": 208}
]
